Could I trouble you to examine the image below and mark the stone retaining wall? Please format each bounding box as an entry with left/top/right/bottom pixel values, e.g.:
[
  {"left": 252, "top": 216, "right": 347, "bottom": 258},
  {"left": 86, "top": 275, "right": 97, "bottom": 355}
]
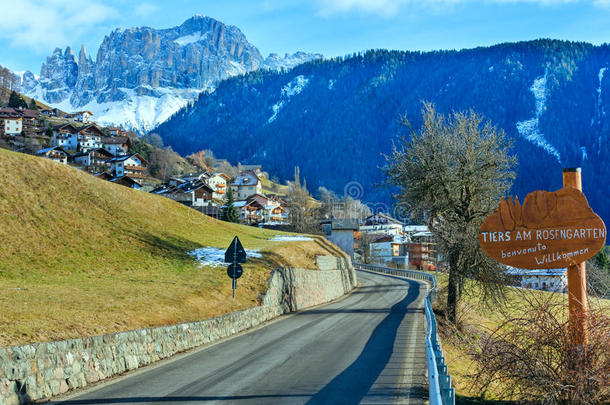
[{"left": 0, "top": 256, "right": 356, "bottom": 404}]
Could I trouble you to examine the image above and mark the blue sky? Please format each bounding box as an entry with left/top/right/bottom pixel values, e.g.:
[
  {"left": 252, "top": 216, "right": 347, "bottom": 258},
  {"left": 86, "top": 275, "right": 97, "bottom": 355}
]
[{"left": 2, "top": 0, "right": 610, "bottom": 73}]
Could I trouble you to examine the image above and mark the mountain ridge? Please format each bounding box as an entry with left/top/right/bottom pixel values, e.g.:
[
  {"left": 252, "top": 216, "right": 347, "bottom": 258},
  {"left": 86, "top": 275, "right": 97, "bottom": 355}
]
[{"left": 17, "top": 15, "right": 323, "bottom": 132}]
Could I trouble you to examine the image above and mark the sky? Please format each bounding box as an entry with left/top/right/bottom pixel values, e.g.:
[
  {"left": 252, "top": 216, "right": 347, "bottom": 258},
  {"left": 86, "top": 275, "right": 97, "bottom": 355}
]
[{"left": 2, "top": 0, "right": 610, "bottom": 74}]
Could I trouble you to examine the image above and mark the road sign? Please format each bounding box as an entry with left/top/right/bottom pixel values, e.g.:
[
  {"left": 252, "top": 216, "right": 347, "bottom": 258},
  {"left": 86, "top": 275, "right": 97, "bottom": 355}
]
[
  {"left": 225, "top": 236, "right": 246, "bottom": 264},
  {"left": 479, "top": 187, "right": 606, "bottom": 269},
  {"left": 227, "top": 263, "right": 243, "bottom": 279}
]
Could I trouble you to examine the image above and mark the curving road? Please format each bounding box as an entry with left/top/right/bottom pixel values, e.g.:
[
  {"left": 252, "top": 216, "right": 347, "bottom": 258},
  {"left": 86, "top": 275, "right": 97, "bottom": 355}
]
[{"left": 51, "top": 270, "right": 428, "bottom": 405}]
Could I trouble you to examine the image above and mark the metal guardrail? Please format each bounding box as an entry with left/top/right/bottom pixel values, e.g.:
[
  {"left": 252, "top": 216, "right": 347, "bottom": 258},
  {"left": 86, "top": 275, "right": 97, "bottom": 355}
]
[{"left": 354, "top": 263, "right": 455, "bottom": 405}]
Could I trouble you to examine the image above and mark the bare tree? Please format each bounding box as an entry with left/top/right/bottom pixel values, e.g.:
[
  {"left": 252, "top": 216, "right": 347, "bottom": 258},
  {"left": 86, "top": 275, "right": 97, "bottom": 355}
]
[
  {"left": 385, "top": 103, "right": 516, "bottom": 323},
  {"left": 469, "top": 290, "right": 610, "bottom": 404},
  {"left": 287, "top": 167, "right": 317, "bottom": 233}
]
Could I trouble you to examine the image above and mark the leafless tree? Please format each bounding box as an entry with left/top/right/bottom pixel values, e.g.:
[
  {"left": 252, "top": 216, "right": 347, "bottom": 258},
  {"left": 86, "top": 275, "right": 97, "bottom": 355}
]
[{"left": 385, "top": 103, "right": 516, "bottom": 323}]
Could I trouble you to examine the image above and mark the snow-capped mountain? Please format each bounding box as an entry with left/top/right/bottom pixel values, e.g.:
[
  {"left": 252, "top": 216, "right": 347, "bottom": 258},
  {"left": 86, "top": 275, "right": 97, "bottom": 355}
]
[{"left": 19, "top": 16, "right": 321, "bottom": 132}]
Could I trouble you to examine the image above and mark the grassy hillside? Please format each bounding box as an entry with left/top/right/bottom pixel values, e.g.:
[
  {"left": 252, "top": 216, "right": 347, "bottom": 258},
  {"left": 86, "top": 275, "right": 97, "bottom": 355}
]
[
  {"left": 0, "top": 149, "right": 344, "bottom": 347},
  {"left": 0, "top": 87, "right": 52, "bottom": 110}
]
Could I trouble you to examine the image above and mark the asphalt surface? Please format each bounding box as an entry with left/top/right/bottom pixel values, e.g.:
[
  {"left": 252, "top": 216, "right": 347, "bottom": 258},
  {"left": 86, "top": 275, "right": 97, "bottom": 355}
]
[{"left": 50, "top": 270, "right": 429, "bottom": 405}]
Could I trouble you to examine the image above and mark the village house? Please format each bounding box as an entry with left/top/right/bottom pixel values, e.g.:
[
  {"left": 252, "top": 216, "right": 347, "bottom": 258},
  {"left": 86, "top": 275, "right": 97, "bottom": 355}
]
[
  {"left": 66, "top": 110, "right": 93, "bottom": 123},
  {"left": 40, "top": 108, "right": 63, "bottom": 118},
  {"left": 73, "top": 148, "right": 115, "bottom": 172},
  {"left": 506, "top": 268, "right": 567, "bottom": 292},
  {"left": 321, "top": 219, "right": 360, "bottom": 258},
  {"left": 407, "top": 231, "right": 437, "bottom": 271},
  {"left": 102, "top": 136, "right": 131, "bottom": 156},
  {"left": 240, "top": 164, "right": 263, "bottom": 176},
  {"left": 151, "top": 180, "right": 214, "bottom": 207},
  {"left": 245, "top": 194, "right": 288, "bottom": 224},
  {"left": 35, "top": 146, "right": 70, "bottom": 164},
  {"left": 360, "top": 213, "right": 404, "bottom": 237},
  {"left": 106, "top": 127, "right": 129, "bottom": 137},
  {"left": 19, "top": 109, "right": 43, "bottom": 136},
  {"left": 108, "top": 153, "right": 148, "bottom": 179},
  {"left": 0, "top": 108, "right": 23, "bottom": 137},
  {"left": 95, "top": 172, "right": 141, "bottom": 190},
  {"left": 78, "top": 125, "right": 105, "bottom": 152},
  {"left": 208, "top": 173, "right": 230, "bottom": 200},
  {"left": 231, "top": 171, "right": 262, "bottom": 200},
  {"left": 231, "top": 199, "right": 265, "bottom": 224},
  {"left": 50, "top": 124, "right": 80, "bottom": 151}
]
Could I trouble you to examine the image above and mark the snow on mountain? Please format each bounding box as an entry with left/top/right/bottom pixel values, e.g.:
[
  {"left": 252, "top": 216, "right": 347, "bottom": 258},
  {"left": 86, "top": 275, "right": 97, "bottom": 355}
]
[
  {"left": 263, "top": 52, "right": 323, "bottom": 71},
  {"left": 516, "top": 74, "right": 562, "bottom": 162},
  {"left": 18, "top": 16, "right": 322, "bottom": 132},
  {"left": 268, "top": 75, "right": 310, "bottom": 123},
  {"left": 596, "top": 67, "right": 607, "bottom": 123}
]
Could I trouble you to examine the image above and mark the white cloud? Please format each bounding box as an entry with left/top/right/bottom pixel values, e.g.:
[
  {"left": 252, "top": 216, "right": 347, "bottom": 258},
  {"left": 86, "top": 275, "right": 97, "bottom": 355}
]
[
  {"left": 316, "top": 0, "right": 603, "bottom": 17},
  {"left": 0, "top": 0, "right": 117, "bottom": 52},
  {"left": 134, "top": 3, "right": 160, "bottom": 17}
]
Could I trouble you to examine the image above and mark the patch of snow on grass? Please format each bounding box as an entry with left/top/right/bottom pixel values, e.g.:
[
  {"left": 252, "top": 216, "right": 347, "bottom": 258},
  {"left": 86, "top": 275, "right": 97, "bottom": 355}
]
[
  {"left": 270, "top": 235, "right": 314, "bottom": 242},
  {"left": 516, "top": 74, "right": 561, "bottom": 162},
  {"left": 188, "top": 247, "right": 262, "bottom": 268}
]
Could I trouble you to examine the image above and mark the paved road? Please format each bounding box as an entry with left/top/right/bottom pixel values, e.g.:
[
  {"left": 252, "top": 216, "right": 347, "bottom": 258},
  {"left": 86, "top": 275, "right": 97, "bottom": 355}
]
[{"left": 52, "top": 270, "right": 428, "bottom": 405}]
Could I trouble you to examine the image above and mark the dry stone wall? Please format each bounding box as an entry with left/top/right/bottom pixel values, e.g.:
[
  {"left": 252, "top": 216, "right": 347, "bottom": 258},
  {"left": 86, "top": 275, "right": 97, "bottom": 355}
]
[{"left": 0, "top": 256, "right": 356, "bottom": 404}]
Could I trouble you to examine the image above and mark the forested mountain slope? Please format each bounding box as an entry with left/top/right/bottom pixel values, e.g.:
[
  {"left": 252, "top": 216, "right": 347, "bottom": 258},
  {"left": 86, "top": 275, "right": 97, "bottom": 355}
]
[{"left": 156, "top": 40, "right": 610, "bottom": 225}]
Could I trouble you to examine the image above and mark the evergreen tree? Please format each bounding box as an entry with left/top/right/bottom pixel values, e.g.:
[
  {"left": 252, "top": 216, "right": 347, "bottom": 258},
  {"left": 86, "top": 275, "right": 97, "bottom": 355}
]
[
  {"left": 222, "top": 186, "right": 240, "bottom": 223},
  {"left": 28, "top": 98, "right": 39, "bottom": 110},
  {"left": 8, "top": 91, "right": 27, "bottom": 109}
]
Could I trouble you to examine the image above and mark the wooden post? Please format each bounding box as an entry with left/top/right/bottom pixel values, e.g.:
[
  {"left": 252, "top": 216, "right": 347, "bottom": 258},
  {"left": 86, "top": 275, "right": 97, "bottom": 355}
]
[{"left": 562, "top": 168, "right": 588, "bottom": 348}]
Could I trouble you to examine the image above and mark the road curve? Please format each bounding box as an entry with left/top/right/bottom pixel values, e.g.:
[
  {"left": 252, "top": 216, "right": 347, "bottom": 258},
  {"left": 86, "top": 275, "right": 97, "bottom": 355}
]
[{"left": 51, "top": 270, "right": 428, "bottom": 405}]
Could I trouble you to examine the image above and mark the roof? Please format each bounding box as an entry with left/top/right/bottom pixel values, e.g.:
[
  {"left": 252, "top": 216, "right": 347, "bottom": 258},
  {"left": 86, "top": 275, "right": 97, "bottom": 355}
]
[
  {"left": 412, "top": 231, "right": 433, "bottom": 238},
  {"left": 35, "top": 146, "right": 69, "bottom": 155},
  {"left": 110, "top": 175, "right": 140, "bottom": 186},
  {"left": 328, "top": 219, "right": 360, "bottom": 231},
  {"left": 404, "top": 225, "right": 429, "bottom": 233},
  {"left": 52, "top": 123, "right": 79, "bottom": 132},
  {"left": 506, "top": 267, "right": 567, "bottom": 277},
  {"left": 108, "top": 153, "right": 148, "bottom": 165},
  {"left": 102, "top": 136, "right": 130, "bottom": 145},
  {"left": 80, "top": 124, "right": 105, "bottom": 137},
  {"left": 364, "top": 213, "right": 404, "bottom": 226},
  {"left": 212, "top": 172, "right": 230, "bottom": 180},
  {"left": 232, "top": 171, "right": 260, "bottom": 186},
  {"left": 73, "top": 148, "right": 115, "bottom": 158}
]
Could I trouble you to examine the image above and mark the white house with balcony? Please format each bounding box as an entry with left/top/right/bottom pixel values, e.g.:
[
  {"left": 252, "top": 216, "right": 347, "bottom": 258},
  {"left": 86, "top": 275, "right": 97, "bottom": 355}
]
[{"left": 231, "top": 171, "right": 262, "bottom": 200}]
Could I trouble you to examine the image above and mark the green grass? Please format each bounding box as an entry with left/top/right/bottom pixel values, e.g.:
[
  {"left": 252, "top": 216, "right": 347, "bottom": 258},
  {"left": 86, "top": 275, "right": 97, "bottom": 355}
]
[{"left": 0, "top": 149, "right": 344, "bottom": 347}]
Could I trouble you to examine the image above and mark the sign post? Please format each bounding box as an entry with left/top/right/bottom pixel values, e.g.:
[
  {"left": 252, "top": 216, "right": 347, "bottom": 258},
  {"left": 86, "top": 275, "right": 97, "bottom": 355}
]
[
  {"left": 478, "top": 167, "right": 606, "bottom": 360},
  {"left": 563, "top": 168, "right": 588, "bottom": 348},
  {"left": 225, "top": 236, "right": 247, "bottom": 299}
]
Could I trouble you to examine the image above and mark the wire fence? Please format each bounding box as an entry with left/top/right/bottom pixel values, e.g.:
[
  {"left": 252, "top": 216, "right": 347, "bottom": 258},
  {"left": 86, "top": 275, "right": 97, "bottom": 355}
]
[{"left": 353, "top": 263, "right": 455, "bottom": 405}]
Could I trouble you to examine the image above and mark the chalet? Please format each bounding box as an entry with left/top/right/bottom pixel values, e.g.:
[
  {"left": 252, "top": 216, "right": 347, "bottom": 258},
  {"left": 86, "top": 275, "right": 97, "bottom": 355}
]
[
  {"left": 78, "top": 125, "right": 105, "bottom": 152},
  {"left": 108, "top": 153, "right": 148, "bottom": 179},
  {"left": 95, "top": 172, "right": 141, "bottom": 190},
  {"left": 231, "top": 171, "right": 262, "bottom": 200},
  {"left": 240, "top": 164, "right": 263, "bottom": 176},
  {"left": 102, "top": 136, "right": 131, "bottom": 155},
  {"left": 35, "top": 146, "right": 70, "bottom": 164},
  {"left": 51, "top": 124, "right": 80, "bottom": 151},
  {"left": 106, "top": 127, "right": 128, "bottom": 137},
  {"left": 19, "top": 109, "right": 43, "bottom": 136},
  {"left": 110, "top": 175, "right": 141, "bottom": 190},
  {"left": 151, "top": 180, "right": 213, "bottom": 207},
  {"left": 208, "top": 173, "right": 230, "bottom": 200},
  {"left": 66, "top": 110, "right": 93, "bottom": 123},
  {"left": 321, "top": 219, "right": 360, "bottom": 258},
  {"left": 168, "top": 172, "right": 209, "bottom": 187},
  {"left": 360, "top": 213, "right": 404, "bottom": 237},
  {"left": 369, "top": 235, "right": 398, "bottom": 265},
  {"left": 231, "top": 199, "right": 265, "bottom": 224},
  {"left": 264, "top": 203, "right": 287, "bottom": 224},
  {"left": 506, "top": 268, "right": 567, "bottom": 292},
  {"left": 407, "top": 231, "right": 437, "bottom": 271},
  {"left": 73, "top": 148, "right": 115, "bottom": 171},
  {"left": 40, "top": 108, "right": 63, "bottom": 118}
]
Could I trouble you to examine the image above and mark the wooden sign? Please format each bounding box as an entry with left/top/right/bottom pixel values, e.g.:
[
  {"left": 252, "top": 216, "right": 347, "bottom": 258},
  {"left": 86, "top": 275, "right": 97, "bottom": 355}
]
[{"left": 479, "top": 187, "right": 606, "bottom": 269}]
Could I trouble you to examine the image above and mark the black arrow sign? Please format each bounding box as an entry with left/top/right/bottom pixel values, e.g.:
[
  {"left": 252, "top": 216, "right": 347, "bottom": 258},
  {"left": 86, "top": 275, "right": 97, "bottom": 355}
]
[{"left": 225, "top": 236, "right": 246, "bottom": 264}]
